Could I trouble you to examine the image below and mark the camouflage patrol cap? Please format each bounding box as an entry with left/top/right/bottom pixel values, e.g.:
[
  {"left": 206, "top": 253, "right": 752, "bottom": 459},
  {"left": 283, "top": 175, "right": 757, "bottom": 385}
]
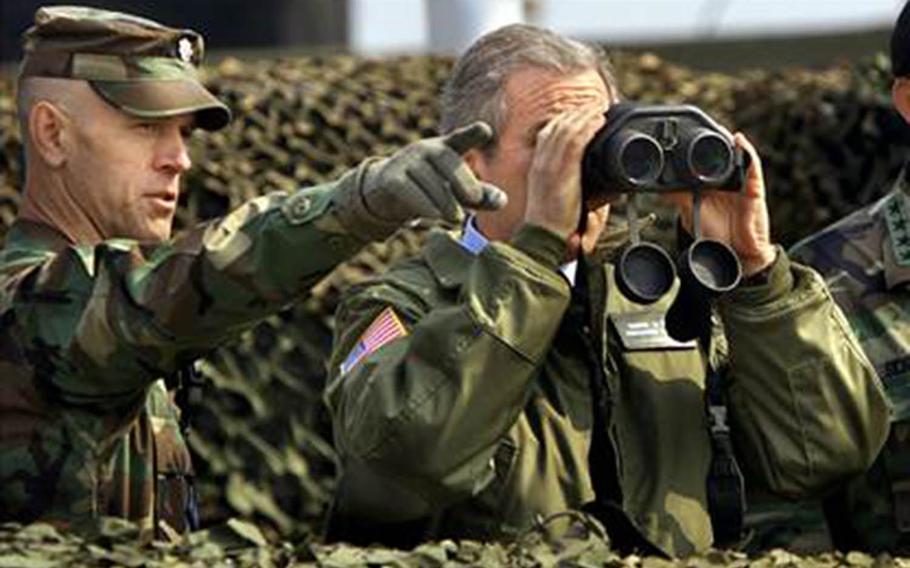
[{"left": 18, "top": 5, "right": 231, "bottom": 130}]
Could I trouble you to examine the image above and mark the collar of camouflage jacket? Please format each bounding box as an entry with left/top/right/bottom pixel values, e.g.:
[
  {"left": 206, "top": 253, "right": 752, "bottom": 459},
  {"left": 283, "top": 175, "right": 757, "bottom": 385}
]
[
  {"left": 3, "top": 219, "right": 74, "bottom": 256},
  {"left": 2, "top": 219, "right": 97, "bottom": 276}
]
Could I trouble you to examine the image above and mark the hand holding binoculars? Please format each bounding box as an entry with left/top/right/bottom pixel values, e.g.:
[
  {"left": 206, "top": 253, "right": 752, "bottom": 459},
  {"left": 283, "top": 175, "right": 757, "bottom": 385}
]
[{"left": 581, "top": 103, "right": 747, "bottom": 341}]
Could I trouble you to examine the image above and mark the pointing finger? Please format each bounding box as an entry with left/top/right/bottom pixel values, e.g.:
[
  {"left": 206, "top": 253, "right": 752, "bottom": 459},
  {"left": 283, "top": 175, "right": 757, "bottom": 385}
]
[
  {"left": 476, "top": 183, "right": 508, "bottom": 211},
  {"left": 441, "top": 121, "right": 494, "bottom": 154}
]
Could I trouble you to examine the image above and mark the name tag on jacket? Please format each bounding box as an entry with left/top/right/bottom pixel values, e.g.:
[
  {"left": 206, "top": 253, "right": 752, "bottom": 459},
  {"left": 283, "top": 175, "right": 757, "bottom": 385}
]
[{"left": 611, "top": 311, "right": 697, "bottom": 351}]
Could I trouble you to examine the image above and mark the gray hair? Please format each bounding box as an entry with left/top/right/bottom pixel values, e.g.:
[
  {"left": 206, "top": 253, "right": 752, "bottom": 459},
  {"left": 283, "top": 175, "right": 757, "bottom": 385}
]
[{"left": 439, "top": 24, "right": 620, "bottom": 142}]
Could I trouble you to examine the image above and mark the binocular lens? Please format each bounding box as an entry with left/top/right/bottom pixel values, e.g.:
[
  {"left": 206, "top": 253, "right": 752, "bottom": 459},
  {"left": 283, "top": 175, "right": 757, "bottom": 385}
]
[
  {"left": 665, "top": 239, "right": 742, "bottom": 342},
  {"left": 617, "top": 243, "right": 676, "bottom": 304},
  {"left": 618, "top": 134, "right": 663, "bottom": 186},
  {"left": 688, "top": 132, "right": 733, "bottom": 183},
  {"left": 687, "top": 240, "right": 741, "bottom": 293}
]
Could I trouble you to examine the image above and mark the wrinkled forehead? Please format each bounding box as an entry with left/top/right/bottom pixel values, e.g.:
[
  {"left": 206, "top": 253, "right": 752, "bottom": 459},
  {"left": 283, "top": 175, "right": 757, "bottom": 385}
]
[
  {"left": 501, "top": 67, "right": 610, "bottom": 123},
  {"left": 504, "top": 68, "right": 609, "bottom": 114}
]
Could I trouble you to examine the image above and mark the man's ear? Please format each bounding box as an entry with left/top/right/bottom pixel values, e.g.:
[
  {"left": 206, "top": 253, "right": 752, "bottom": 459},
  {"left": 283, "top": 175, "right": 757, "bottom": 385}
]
[
  {"left": 893, "top": 78, "right": 910, "bottom": 125},
  {"left": 28, "top": 101, "right": 70, "bottom": 168}
]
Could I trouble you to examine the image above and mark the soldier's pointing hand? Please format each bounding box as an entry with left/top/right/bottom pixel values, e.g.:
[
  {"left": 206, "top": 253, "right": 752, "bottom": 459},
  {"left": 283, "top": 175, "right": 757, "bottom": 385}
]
[{"left": 333, "top": 121, "right": 508, "bottom": 241}]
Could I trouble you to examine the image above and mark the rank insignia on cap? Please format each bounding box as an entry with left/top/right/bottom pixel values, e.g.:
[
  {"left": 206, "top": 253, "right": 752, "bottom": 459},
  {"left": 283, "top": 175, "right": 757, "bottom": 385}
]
[
  {"left": 340, "top": 307, "right": 408, "bottom": 375},
  {"left": 177, "top": 37, "right": 194, "bottom": 63}
]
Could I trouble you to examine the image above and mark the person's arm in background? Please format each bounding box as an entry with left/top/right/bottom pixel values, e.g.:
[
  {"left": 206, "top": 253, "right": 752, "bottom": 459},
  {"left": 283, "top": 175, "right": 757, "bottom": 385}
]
[{"left": 4, "top": 123, "right": 506, "bottom": 407}]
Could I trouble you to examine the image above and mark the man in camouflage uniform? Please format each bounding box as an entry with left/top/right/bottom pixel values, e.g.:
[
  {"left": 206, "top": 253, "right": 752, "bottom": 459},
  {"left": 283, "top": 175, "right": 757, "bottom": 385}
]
[
  {"left": 323, "top": 24, "right": 890, "bottom": 558},
  {"left": 0, "top": 6, "right": 505, "bottom": 540},
  {"left": 785, "top": 1, "right": 910, "bottom": 554}
]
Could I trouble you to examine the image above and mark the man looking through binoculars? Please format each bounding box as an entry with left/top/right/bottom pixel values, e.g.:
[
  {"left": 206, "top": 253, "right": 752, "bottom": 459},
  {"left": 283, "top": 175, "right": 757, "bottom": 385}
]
[{"left": 324, "top": 23, "right": 889, "bottom": 557}]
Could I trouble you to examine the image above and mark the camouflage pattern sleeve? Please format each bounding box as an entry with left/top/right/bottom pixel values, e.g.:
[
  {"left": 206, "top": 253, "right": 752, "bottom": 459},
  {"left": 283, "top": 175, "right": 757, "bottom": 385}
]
[{"left": 4, "top": 181, "right": 363, "bottom": 407}]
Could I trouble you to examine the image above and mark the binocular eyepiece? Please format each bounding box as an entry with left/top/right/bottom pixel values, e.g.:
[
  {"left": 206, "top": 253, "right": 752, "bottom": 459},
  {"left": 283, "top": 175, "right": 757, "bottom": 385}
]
[{"left": 582, "top": 103, "right": 748, "bottom": 199}]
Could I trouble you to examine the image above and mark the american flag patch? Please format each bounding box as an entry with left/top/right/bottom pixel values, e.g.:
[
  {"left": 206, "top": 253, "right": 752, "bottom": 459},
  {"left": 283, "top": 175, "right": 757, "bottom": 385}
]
[{"left": 339, "top": 307, "right": 408, "bottom": 375}]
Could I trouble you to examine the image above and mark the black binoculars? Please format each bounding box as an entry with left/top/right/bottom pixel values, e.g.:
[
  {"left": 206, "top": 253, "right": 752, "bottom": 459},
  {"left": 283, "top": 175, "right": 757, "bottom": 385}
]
[
  {"left": 582, "top": 103, "right": 749, "bottom": 199},
  {"left": 582, "top": 104, "right": 748, "bottom": 342}
]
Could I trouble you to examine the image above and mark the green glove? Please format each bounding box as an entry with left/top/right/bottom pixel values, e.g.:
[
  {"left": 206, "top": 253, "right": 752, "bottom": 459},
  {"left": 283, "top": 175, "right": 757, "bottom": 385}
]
[{"left": 333, "top": 121, "right": 508, "bottom": 241}]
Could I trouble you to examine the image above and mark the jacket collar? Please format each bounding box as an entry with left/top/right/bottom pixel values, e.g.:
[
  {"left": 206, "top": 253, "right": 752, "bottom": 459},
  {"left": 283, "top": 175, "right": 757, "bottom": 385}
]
[
  {"left": 1, "top": 219, "right": 98, "bottom": 278},
  {"left": 422, "top": 213, "right": 655, "bottom": 289},
  {"left": 423, "top": 229, "right": 473, "bottom": 289},
  {"left": 459, "top": 216, "right": 579, "bottom": 285},
  {"left": 4, "top": 219, "right": 73, "bottom": 255}
]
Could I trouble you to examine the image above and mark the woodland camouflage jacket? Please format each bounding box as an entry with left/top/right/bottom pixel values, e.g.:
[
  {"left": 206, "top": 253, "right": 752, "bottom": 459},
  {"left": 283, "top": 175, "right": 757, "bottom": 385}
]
[{"left": 0, "top": 182, "right": 362, "bottom": 540}]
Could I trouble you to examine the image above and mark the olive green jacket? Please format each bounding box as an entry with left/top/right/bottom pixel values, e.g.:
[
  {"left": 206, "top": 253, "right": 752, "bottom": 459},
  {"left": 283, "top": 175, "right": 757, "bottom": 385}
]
[
  {"left": 0, "top": 182, "right": 363, "bottom": 540},
  {"left": 783, "top": 169, "right": 910, "bottom": 553},
  {"left": 325, "top": 224, "right": 890, "bottom": 557}
]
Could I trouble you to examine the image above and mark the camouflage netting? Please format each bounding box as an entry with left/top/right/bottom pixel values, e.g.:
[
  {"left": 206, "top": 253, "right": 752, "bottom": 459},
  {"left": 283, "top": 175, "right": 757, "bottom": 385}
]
[
  {"left": 1, "top": 51, "right": 909, "bottom": 564},
  {"left": 4, "top": 513, "right": 910, "bottom": 568}
]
